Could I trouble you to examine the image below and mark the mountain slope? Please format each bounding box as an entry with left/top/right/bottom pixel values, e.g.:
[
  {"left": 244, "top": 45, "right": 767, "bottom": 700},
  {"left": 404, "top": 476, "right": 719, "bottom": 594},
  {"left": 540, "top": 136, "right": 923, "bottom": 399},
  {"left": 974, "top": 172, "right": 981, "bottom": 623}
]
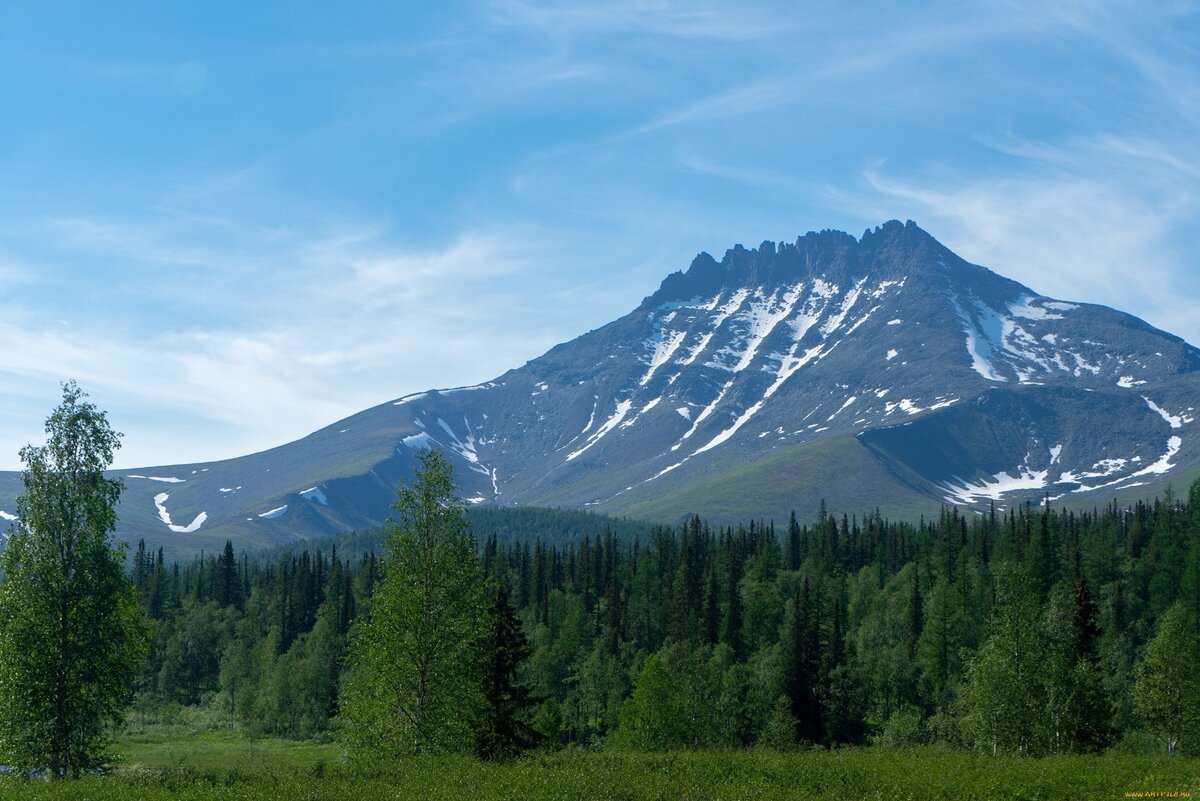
[{"left": 2, "top": 220, "right": 1196, "bottom": 553}]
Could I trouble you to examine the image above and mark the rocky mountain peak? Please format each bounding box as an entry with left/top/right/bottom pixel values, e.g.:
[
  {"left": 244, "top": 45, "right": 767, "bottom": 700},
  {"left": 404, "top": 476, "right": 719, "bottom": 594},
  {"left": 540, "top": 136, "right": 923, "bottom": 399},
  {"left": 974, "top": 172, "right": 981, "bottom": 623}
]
[
  {"left": 6, "top": 221, "right": 1195, "bottom": 555},
  {"left": 642, "top": 220, "right": 1024, "bottom": 312}
]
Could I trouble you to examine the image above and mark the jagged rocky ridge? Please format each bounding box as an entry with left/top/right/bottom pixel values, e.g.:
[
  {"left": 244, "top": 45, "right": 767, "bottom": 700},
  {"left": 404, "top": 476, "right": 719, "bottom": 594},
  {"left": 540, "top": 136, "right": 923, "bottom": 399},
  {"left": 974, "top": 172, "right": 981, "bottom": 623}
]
[{"left": 1, "top": 220, "right": 1196, "bottom": 553}]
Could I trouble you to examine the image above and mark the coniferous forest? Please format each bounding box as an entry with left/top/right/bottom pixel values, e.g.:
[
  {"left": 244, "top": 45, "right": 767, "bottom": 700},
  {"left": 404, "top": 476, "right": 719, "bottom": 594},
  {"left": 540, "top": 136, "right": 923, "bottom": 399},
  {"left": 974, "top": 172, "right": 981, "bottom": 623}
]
[
  {"left": 128, "top": 480, "right": 1200, "bottom": 758},
  {"left": 4, "top": 388, "right": 1200, "bottom": 801}
]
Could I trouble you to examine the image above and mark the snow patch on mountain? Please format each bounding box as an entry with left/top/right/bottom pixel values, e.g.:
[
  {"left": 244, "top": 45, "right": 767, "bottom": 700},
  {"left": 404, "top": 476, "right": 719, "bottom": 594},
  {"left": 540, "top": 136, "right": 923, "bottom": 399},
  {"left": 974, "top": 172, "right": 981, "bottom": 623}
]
[
  {"left": 1143, "top": 397, "right": 1186, "bottom": 429},
  {"left": 620, "top": 397, "right": 663, "bottom": 430},
  {"left": 300, "top": 486, "right": 328, "bottom": 505},
  {"left": 693, "top": 343, "right": 828, "bottom": 457},
  {"left": 154, "top": 493, "right": 207, "bottom": 533},
  {"left": 708, "top": 284, "right": 807, "bottom": 373},
  {"left": 639, "top": 329, "right": 688, "bottom": 386},
  {"left": 827, "top": 396, "right": 857, "bottom": 421},
  {"left": 674, "top": 280, "right": 859, "bottom": 454},
  {"left": 1133, "top": 436, "right": 1183, "bottom": 477},
  {"left": 1060, "top": 458, "right": 1129, "bottom": 483},
  {"left": 402, "top": 432, "right": 438, "bottom": 450},
  {"left": 943, "top": 466, "right": 1050, "bottom": 505},
  {"left": 437, "top": 418, "right": 491, "bottom": 476},
  {"left": 259, "top": 505, "right": 288, "bottom": 520},
  {"left": 818, "top": 279, "right": 867, "bottom": 338},
  {"left": 674, "top": 381, "right": 733, "bottom": 449},
  {"left": 952, "top": 295, "right": 1007, "bottom": 383},
  {"left": 884, "top": 399, "right": 925, "bottom": 416},
  {"left": 439, "top": 383, "right": 492, "bottom": 395},
  {"left": 1010, "top": 296, "right": 1067, "bottom": 320},
  {"left": 949, "top": 290, "right": 1123, "bottom": 387},
  {"left": 393, "top": 392, "right": 428, "bottom": 406},
  {"left": 567, "top": 398, "right": 633, "bottom": 461},
  {"left": 677, "top": 289, "right": 750, "bottom": 366},
  {"left": 658, "top": 278, "right": 894, "bottom": 470}
]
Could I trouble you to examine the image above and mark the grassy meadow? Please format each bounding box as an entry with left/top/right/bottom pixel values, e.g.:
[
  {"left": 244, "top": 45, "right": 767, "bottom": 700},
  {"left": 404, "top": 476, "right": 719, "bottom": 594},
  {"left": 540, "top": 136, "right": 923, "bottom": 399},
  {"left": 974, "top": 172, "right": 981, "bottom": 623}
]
[{"left": 1, "top": 725, "right": 1196, "bottom": 800}]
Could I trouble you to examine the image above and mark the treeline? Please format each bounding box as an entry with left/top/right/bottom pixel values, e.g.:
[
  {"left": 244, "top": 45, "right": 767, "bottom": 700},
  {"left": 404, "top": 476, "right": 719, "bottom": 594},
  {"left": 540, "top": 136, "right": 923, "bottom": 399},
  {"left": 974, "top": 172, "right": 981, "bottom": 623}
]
[
  {"left": 132, "top": 486, "right": 1200, "bottom": 754},
  {"left": 265, "top": 506, "right": 655, "bottom": 564}
]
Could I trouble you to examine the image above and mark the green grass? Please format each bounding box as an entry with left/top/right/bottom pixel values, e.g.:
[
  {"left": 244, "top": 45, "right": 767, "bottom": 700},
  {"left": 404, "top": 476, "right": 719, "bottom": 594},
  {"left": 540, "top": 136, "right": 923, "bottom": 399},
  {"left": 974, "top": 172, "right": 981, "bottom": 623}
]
[
  {"left": 611, "top": 433, "right": 941, "bottom": 526},
  {"left": 112, "top": 727, "right": 338, "bottom": 773},
  {"left": 3, "top": 728, "right": 1198, "bottom": 800}
]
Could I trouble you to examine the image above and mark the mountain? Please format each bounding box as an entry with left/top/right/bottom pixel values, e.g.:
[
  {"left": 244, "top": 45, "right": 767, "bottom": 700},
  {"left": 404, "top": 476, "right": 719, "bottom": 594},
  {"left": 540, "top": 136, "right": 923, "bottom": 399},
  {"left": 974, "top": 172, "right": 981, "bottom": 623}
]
[{"left": 2, "top": 220, "right": 1197, "bottom": 556}]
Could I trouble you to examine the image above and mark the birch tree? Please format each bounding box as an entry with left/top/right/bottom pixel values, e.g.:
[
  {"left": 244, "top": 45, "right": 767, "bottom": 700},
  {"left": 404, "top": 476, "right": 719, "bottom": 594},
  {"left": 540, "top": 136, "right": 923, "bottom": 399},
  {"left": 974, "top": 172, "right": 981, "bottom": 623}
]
[
  {"left": 0, "top": 382, "right": 146, "bottom": 777},
  {"left": 339, "top": 449, "right": 483, "bottom": 756},
  {"left": 1133, "top": 603, "right": 1200, "bottom": 755}
]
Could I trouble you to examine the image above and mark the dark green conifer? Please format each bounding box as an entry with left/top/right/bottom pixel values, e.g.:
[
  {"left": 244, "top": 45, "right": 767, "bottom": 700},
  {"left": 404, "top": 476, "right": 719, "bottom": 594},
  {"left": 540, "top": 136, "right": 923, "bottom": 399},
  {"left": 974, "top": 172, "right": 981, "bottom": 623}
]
[{"left": 475, "top": 586, "right": 539, "bottom": 760}]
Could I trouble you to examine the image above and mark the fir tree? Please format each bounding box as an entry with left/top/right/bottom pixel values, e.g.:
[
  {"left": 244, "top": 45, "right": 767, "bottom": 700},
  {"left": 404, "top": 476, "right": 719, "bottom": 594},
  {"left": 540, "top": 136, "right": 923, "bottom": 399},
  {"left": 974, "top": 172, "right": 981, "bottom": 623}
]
[
  {"left": 216, "top": 540, "right": 242, "bottom": 609},
  {"left": 475, "top": 586, "right": 539, "bottom": 760}
]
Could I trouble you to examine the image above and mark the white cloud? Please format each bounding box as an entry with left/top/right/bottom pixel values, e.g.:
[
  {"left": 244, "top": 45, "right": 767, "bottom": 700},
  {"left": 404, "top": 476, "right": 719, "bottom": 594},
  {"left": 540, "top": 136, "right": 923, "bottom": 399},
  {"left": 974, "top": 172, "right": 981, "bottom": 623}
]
[
  {"left": 2, "top": 0, "right": 1198, "bottom": 471},
  {"left": 842, "top": 142, "right": 1198, "bottom": 344},
  {"left": 0, "top": 218, "right": 638, "bottom": 470}
]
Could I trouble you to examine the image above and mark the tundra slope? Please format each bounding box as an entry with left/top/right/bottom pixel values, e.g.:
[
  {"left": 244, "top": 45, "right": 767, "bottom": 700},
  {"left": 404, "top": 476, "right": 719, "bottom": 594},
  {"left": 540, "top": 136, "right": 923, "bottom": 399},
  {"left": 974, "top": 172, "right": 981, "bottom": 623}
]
[{"left": 2, "top": 220, "right": 1195, "bottom": 554}]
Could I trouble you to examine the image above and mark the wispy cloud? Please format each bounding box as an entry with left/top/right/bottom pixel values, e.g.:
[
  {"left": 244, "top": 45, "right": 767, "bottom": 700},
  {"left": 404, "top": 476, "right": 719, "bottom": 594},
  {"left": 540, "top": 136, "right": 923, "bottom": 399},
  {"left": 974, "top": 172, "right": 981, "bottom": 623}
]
[
  {"left": 0, "top": 213, "right": 639, "bottom": 469},
  {"left": 2, "top": 0, "right": 1197, "bottom": 469},
  {"left": 843, "top": 141, "right": 1198, "bottom": 343},
  {"left": 485, "top": 0, "right": 797, "bottom": 43},
  {"left": 676, "top": 150, "right": 796, "bottom": 190}
]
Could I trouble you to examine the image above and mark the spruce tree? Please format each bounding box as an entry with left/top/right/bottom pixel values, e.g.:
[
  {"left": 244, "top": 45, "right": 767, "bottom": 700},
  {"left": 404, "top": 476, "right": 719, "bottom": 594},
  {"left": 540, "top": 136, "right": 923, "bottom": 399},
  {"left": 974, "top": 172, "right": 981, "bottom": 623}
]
[
  {"left": 216, "top": 540, "right": 242, "bottom": 609},
  {"left": 786, "top": 511, "right": 802, "bottom": 571},
  {"left": 781, "top": 581, "right": 823, "bottom": 743},
  {"left": 701, "top": 568, "right": 720, "bottom": 645},
  {"left": 906, "top": 564, "right": 923, "bottom": 661},
  {"left": 721, "top": 538, "right": 744, "bottom": 657},
  {"left": 475, "top": 586, "right": 538, "bottom": 760}
]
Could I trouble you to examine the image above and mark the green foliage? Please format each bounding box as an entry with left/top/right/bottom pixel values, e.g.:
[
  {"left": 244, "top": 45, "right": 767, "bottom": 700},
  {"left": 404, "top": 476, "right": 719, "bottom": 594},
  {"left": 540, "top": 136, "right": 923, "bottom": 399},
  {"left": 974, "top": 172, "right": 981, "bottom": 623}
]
[
  {"left": 339, "top": 449, "right": 484, "bottom": 757},
  {"left": 615, "top": 642, "right": 727, "bottom": 750},
  {"left": 8, "top": 734, "right": 1200, "bottom": 800},
  {"left": 878, "top": 704, "right": 924, "bottom": 748},
  {"left": 0, "top": 382, "right": 148, "bottom": 777},
  {"left": 1133, "top": 602, "right": 1200, "bottom": 755},
  {"left": 475, "top": 587, "right": 539, "bottom": 760},
  {"left": 614, "top": 652, "right": 677, "bottom": 750},
  {"left": 466, "top": 506, "right": 653, "bottom": 550},
  {"left": 760, "top": 694, "right": 798, "bottom": 750},
  {"left": 963, "top": 567, "right": 1048, "bottom": 755},
  {"left": 99, "top": 472, "right": 1200, "bottom": 762}
]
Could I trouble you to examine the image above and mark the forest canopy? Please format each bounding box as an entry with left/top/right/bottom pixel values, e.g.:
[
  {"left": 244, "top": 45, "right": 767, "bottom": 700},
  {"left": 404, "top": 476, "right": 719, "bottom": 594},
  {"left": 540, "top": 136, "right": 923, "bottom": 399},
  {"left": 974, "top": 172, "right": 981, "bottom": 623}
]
[{"left": 124, "top": 480, "right": 1200, "bottom": 758}]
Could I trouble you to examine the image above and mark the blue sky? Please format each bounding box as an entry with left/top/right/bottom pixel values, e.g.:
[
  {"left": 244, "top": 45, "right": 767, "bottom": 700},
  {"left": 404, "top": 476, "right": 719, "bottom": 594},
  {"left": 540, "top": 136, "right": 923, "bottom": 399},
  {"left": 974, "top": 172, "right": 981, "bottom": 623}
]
[{"left": 0, "top": 1, "right": 1196, "bottom": 469}]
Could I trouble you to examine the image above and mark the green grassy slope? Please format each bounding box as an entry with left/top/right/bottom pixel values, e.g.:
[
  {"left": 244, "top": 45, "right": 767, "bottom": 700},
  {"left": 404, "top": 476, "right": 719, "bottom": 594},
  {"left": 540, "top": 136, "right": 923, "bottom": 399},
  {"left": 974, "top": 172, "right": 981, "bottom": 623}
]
[
  {"left": 603, "top": 431, "right": 1200, "bottom": 529},
  {"left": 607, "top": 433, "right": 942, "bottom": 526}
]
